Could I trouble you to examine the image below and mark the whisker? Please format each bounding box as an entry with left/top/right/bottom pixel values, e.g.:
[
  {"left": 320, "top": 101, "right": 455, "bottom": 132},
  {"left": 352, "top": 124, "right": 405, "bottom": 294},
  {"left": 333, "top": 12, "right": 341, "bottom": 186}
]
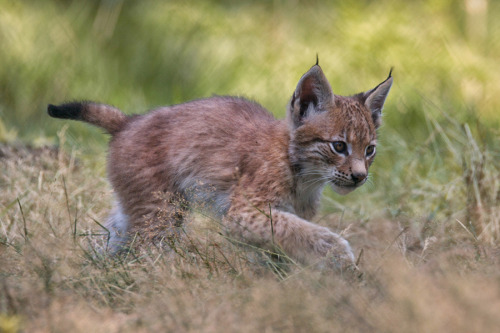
[
  {"left": 301, "top": 176, "right": 327, "bottom": 186},
  {"left": 302, "top": 176, "right": 330, "bottom": 191}
]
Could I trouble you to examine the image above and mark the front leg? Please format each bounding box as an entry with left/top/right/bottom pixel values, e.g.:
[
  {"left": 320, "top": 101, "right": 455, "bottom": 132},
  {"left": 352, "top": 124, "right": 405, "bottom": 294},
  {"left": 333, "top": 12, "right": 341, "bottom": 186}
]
[{"left": 225, "top": 207, "right": 355, "bottom": 271}]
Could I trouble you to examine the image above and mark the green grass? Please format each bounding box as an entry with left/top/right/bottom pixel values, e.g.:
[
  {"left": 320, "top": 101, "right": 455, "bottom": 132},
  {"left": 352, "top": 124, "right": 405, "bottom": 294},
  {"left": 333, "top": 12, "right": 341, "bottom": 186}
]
[{"left": 0, "top": 0, "right": 499, "bottom": 331}]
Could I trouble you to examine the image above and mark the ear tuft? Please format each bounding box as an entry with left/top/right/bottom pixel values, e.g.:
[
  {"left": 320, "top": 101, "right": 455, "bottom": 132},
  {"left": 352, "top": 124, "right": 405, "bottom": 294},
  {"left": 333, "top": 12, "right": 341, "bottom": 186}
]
[{"left": 363, "top": 72, "right": 393, "bottom": 128}]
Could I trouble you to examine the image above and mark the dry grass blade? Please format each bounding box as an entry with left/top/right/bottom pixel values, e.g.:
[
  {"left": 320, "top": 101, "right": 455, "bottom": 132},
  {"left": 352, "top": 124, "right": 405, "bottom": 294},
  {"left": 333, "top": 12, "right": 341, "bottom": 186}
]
[{"left": 0, "top": 127, "right": 500, "bottom": 332}]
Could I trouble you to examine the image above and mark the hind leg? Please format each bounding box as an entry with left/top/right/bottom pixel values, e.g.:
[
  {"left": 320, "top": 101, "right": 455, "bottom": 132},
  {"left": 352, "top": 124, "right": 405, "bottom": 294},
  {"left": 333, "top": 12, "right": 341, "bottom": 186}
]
[
  {"left": 103, "top": 191, "right": 190, "bottom": 253},
  {"left": 138, "top": 191, "right": 190, "bottom": 245},
  {"left": 104, "top": 202, "right": 130, "bottom": 254}
]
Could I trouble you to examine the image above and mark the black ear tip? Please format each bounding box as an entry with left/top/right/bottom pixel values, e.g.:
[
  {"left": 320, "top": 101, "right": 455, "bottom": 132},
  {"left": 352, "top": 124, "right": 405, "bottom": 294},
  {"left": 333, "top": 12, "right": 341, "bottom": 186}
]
[
  {"left": 388, "top": 67, "right": 394, "bottom": 79},
  {"left": 316, "top": 53, "right": 319, "bottom": 66}
]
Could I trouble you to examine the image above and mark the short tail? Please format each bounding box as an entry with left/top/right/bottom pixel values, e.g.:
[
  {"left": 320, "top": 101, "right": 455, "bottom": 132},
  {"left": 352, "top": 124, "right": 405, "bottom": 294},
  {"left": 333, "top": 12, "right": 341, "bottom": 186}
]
[{"left": 47, "top": 101, "right": 128, "bottom": 135}]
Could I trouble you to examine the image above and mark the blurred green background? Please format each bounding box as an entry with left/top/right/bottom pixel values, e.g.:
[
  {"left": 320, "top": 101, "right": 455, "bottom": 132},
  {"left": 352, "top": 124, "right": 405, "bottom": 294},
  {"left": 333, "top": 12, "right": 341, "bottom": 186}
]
[{"left": 1, "top": 0, "right": 498, "bottom": 220}]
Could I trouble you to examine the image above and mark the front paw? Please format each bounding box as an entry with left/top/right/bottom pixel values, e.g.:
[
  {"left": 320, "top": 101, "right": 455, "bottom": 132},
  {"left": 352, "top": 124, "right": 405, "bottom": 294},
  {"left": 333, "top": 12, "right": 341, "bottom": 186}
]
[{"left": 311, "top": 227, "right": 356, "bottom": 270}]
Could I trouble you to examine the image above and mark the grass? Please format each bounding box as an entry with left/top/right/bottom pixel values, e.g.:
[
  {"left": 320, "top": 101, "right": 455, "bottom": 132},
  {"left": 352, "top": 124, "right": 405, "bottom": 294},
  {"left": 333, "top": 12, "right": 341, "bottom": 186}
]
[
  {"left": 0, "top": 129, "right": 499, "bottom": 332},
  {"left": 1, "top": 0, "right": 500, "bottom": 331}
]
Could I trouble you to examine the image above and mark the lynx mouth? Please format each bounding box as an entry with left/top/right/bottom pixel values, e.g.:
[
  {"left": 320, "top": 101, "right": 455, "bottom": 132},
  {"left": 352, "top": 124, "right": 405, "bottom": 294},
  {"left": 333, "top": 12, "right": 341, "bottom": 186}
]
[{"left": 330, "top": 180, "right": 365, "bottom": 195}]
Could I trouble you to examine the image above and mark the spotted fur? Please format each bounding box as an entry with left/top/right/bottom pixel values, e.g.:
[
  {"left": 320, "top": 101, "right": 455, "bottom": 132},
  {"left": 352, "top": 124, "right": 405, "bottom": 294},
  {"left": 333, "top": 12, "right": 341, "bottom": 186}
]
[{"left": 48, "top": 64, "right": 392, "bottom": 271}]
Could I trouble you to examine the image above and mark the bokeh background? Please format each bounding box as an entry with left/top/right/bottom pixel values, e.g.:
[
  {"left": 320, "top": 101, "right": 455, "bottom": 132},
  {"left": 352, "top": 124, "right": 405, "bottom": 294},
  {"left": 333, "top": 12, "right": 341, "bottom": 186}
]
[
  {"left": 2, "top": 0, "right": 499, "bottom": 139},
  {"left": 1, "top": 0, "right": 498, "bottom": 220}
]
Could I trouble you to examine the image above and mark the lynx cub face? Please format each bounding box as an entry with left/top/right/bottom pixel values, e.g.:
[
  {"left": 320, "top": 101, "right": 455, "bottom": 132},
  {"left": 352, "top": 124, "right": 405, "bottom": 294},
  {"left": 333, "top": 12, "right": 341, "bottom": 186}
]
[
  {"left": 288, "top": 66, "right": 390, "bottom": 198},
  {"left": 48, "top": 62, "right": 392, "bottom": 272}
]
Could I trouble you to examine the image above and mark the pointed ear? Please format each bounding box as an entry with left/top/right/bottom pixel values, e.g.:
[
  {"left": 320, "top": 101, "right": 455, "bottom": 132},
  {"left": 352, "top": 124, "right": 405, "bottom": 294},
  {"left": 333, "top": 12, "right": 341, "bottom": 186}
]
[
  {"left": 288, "top": 65, "right": 335, "bottom": 128},
  {"left": 363, "top": 70, "right": 393, "bottom": 128}
]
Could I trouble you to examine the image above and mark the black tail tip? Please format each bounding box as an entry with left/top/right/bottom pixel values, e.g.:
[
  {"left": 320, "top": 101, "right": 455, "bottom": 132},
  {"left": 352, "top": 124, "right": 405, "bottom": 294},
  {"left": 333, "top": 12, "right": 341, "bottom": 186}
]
[
  {"left": 47, "top": 104, "right": 58, "bottom": 117},
  {"left": 47, "top": 102, "right": 83, "bottom": 119}
]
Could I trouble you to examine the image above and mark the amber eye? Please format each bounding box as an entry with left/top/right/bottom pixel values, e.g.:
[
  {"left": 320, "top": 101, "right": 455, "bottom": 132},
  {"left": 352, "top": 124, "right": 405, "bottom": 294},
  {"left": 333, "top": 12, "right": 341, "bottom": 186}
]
[
  {"left": 366, "top": 145, "right": 376, "bottom": 156},
  {"left": 330, "top": 141, "right": 347, "bottom": 154}
]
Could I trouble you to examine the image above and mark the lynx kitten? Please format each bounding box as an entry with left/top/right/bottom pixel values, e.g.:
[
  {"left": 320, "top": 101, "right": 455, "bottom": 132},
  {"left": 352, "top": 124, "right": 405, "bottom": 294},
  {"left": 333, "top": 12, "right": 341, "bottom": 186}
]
[{"left": 48, "top": 62, "right": 392, "bottom": 270}]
